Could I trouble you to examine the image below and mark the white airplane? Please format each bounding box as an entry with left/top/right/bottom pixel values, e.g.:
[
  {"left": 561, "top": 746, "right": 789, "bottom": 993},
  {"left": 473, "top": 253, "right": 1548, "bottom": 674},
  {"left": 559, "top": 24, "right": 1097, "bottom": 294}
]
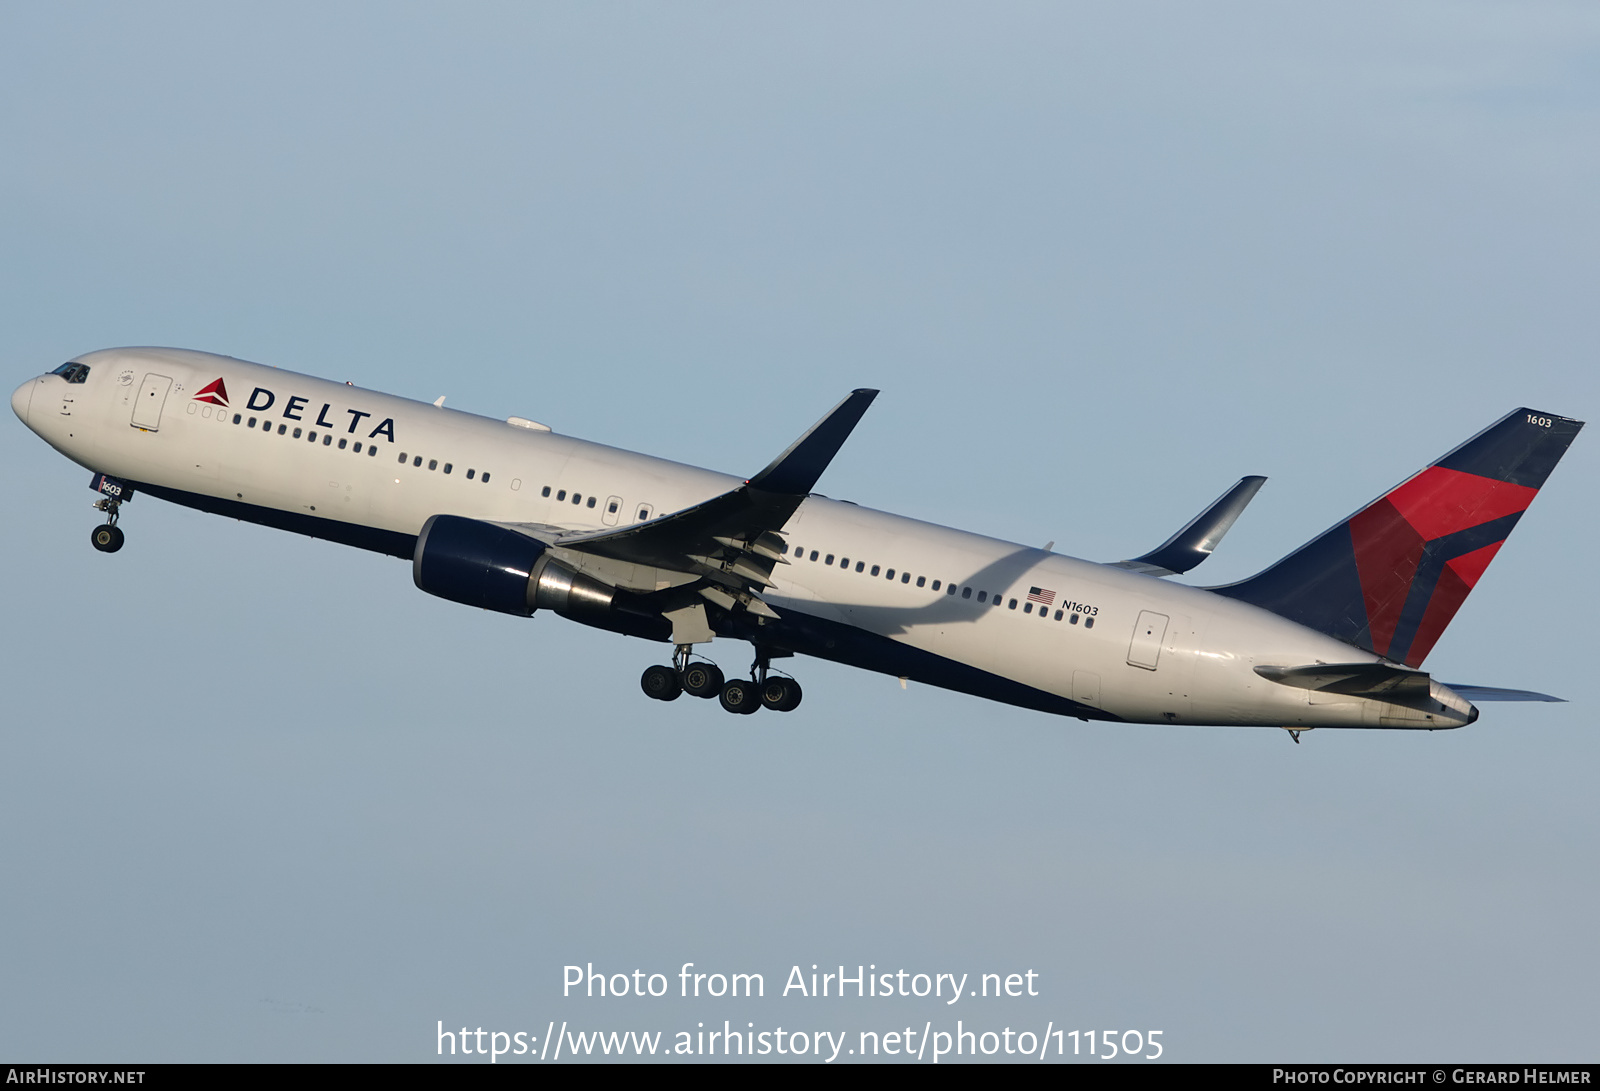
[{"left": 12, "top": 347, "right": 1582, "bottom": 736}]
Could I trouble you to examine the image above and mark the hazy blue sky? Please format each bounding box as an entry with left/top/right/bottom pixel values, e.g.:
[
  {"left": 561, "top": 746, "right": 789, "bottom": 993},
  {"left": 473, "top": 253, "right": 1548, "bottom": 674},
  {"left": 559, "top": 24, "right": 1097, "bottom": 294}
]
[{"left": 2, "top": 2, "right": 1596, "bottom": 1062}]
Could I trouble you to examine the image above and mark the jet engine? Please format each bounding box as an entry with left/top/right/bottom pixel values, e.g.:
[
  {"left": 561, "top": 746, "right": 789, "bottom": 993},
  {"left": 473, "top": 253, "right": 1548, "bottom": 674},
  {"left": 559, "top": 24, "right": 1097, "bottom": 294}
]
[{"left": 412, "top": 514, "right": 669, "bottom": 639}]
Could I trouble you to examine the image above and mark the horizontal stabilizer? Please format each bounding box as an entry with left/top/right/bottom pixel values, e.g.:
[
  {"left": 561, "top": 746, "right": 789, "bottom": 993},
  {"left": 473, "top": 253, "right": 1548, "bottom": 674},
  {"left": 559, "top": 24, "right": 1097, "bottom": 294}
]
[
  {"left": 1443, "top": 684, "right": 1564, "bottom": 703},
  {"left": 1113, "top": 475, "right": 1267, "bottom": 576},
  {"left": 1255, "top": 662, "right": 1432, "bottom": 702}
]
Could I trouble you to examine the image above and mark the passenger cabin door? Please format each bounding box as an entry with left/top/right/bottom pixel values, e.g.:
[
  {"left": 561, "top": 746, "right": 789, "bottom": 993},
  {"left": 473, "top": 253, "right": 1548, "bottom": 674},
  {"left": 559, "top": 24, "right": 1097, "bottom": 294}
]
[
  {"left": 131, "top": 374, "right": 173, "bottom": 431},
  {"left": 1127, "top": 610, "right": 1169, "bottom": 671}
]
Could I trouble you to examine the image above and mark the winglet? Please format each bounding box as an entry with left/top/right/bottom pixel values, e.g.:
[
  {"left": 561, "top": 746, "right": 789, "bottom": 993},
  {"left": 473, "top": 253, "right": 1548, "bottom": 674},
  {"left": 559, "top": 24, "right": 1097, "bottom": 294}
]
[
  {"left": 747, "top": 388, "right": 879, "bottom": 496},
  {"left": 1112, "top": 475, "right": 1267, "bottom": 576}
]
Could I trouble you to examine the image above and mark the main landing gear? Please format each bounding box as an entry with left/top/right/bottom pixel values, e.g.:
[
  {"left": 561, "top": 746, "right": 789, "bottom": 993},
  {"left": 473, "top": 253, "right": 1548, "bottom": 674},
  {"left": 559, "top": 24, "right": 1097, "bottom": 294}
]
[
  {"left": 640, "top": 645, "right": 803, "bottom": 716},
  {"left": 90, "top": 496, "right": 125, "bottom": 553}
]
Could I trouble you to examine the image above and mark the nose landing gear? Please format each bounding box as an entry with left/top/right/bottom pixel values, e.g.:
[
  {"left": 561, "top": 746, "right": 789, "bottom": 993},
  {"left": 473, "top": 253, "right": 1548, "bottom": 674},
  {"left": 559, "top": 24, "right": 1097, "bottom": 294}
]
[{"left": 91, "top": 496, "right": 125, "bottom": 553}]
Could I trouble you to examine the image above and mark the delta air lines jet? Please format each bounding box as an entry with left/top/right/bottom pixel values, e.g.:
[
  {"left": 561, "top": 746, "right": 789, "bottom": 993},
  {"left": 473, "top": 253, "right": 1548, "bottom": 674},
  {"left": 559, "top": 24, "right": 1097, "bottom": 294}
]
[{"left": 11, "top": 348, "right": 1582, "bottom": 736}]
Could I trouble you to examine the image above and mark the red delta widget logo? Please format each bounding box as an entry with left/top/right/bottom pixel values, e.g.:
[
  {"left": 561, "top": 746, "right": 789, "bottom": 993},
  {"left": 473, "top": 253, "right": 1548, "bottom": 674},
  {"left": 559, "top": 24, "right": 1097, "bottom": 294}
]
[{"left": 191, "top": 377, "right": 230, "bottom": 407}]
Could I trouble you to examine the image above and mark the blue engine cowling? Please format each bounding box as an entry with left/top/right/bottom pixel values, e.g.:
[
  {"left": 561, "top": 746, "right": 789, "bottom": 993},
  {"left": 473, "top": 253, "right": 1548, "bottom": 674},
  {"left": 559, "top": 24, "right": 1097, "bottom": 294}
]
[
  {"left": 413, "top": 514, "right": 671, "bottom": 641},
  {"left": 412, "top": 514, "right": 550, "bottom": 615}
]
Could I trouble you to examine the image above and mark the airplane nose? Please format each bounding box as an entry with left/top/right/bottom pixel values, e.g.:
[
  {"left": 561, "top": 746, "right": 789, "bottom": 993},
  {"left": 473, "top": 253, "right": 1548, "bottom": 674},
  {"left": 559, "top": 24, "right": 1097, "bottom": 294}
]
[{"left": 11, "top": 378, "right": 34, "bottom": 426}]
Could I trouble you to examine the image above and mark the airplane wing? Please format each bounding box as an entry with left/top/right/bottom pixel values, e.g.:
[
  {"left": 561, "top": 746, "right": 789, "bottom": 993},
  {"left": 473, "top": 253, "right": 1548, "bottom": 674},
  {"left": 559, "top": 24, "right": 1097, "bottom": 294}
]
[
  {"left": 1111, "top": 475, "right": 1267, "bottom": 576},
  {"left": 1441, "top": 685, "right": 1564, "bottom": 702},
  {"left": 529, "top": 388, "right": 879, "bottom": 617}
]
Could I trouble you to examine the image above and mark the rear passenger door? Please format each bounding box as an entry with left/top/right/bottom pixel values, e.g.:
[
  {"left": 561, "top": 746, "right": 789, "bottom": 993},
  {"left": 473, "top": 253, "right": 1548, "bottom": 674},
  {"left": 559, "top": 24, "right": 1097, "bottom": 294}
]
[{"left": 1127, "top": 610, "right": 1169, "bottom": 670}]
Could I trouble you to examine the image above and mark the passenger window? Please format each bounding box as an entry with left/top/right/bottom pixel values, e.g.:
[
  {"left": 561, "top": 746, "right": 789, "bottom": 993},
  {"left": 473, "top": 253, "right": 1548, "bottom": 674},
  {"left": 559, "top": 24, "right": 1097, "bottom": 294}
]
[
  {"left": 793, "top": 545, "right": 803, "bottom": 556},
  {"left": 855, "top": 561, "right": 864, "bottom": 572},
  {"left": 932, "top": 580, "right": 940, "bottom": 591},
  {"left": 443, "top": 463, "right": 452, "bottom": 474},
  {"left": 608, "top": 500, "right": 618, "bottom": 514},
  {"left": 399, "top": 453, "right": 408, "bottom": 463},
  {"left": 367, "top": 446, "right": 376, "bottom": 457},
  {"left": 542, "top": 486, "right": 551, "bottom": 497},
  {"left": 354, "top": 442, "right": 362, "bottom": 453},
  {"left": 277, "top": 424, "right": 287, "bottom": 435},
  {"left": 428, "top": 459, "right": 437, "bottom": 470},
  {"left": 233, "top": 414, "right": 242, "bottom": 424},
  {"left": 825, "top": 554, "right": 834, "bottom": 565},
  {"left": 840, "top": 557, "right": 849, "bottom": 568},
  {"left": 977, "top": 591, "right": 987, "bottom": 603},
  {"left": 572, "top": 493, "right": 581, "bottom": 504},
  {"left": 871, "top": 565, "right": 880, "bottom": 576},
  {"left": 290, "top": 427, "right": 300, "bottom": 438},
  {"left": 962, "top": 587, "right": 971, "bottom": 599},
  {"left": 809, "top": 550, "right": 819, "bottom": 561},
  {"left": 637, "top": 508, "right": 649, "bottom": 521},
  {"left": 886, "top": 569, "right": 895, "bottom": 580},
  {"left": 413, "top": 456, "right": 422, "bottom": 467},
  {"left": 1054, "top": 610, "right": 1063, "bottom": 621},
  {"left": 338, "top": 438, "right": 347, "bottom": 449},
  {"left": 1024, "top": 602, "right": 1033, "bottom": 613},
  {"left": 481, "top": 473, "right": 490, "bottom": 483},
  {"left": 467, "top": 469, "right": 476, "bottom": 479},
  {"left": 586, "top": 496, "right": 596, "bottom": 508},
  {"left": 1070, "top": 613, "right": 1079, "bottom": 624},
  {"left": 323, "top": 435, "right": 332, "bottom": 446},
  {"left": 1084, "top": 617, "right": 1094, "bottom": 629},
  {"left": 557, "top": 490, "right": 566, "bottom": 501},
  {"left": 916, "top": 576, "right": 925, "bottom": 588},
  {"left": 248, "top": 417, "right": 257, "bottom": 428},
  {"left": 901, "top": 572, "right": 911, "bottom": 584}
]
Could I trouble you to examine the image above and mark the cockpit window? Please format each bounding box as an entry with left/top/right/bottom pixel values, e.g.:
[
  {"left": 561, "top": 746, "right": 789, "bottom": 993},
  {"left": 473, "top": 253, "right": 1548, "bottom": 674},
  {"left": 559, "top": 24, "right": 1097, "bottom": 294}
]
[{"left": 51, "top": 362, "right": 90, "bottom": 384}]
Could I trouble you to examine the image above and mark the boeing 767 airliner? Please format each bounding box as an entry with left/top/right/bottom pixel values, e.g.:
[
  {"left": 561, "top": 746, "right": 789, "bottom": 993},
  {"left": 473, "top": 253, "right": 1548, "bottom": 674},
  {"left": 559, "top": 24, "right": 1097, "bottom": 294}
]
[{"left": 11, "top": 348, "right": 1582, "bottom": 735}]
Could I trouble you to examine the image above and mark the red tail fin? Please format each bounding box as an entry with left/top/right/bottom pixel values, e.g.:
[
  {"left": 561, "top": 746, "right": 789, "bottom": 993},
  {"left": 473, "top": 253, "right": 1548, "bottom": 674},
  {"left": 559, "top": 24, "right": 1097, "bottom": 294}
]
[{"left": 1213, "top": 408, "right": 1582, "bottom": 666}]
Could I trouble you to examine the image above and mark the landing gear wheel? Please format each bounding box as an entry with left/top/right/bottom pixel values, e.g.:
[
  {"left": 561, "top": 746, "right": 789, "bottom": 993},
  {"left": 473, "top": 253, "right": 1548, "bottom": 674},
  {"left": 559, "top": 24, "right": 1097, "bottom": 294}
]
[
  {"left": 681, "top": 662, "right": 724, "bottom": 699},
  {"left": 760, "top": 677, "right": 802, "bottom": 712},
  {"left": 641, "top": 664, "right": 682, "bottom": 702},
  {"left": 719, "top": 679, "right": 761, "bottom": 715},
  {"left": 91, "top": 524, "right": 124, "bottom": 553}
]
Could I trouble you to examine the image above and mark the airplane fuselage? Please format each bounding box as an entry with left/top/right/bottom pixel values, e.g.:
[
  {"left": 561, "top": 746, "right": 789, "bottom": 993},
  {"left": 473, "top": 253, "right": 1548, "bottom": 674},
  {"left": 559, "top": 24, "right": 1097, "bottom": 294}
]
[{"left": 11, "top": 347, "right": 1491, "bottom": 729}]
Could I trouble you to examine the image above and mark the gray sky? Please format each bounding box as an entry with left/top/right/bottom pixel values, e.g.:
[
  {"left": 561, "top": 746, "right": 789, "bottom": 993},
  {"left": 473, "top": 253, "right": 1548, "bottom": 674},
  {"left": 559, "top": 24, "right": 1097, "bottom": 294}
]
[{"left": 2, "top": 1, "right": 1596, "bottom": 1062}]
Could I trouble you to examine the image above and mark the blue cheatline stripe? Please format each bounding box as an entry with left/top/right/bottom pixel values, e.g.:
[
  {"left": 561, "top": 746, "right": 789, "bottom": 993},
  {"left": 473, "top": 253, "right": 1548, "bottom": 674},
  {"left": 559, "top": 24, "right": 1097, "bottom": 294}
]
[{"left": 132, "top": 480, "right": 1112, "bottom": 720}]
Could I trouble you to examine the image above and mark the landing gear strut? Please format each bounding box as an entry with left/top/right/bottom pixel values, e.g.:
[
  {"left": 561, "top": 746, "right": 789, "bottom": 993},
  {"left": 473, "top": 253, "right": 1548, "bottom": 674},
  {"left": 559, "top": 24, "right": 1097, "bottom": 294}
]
[{"left": 91, "top": 497, "right": 125, "bottom": 553}]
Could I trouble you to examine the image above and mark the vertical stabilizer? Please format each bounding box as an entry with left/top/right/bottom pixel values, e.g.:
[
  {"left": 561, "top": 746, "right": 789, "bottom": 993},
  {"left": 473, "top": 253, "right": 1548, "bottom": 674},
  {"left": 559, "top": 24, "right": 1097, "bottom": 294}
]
[{"left": 1212, "top": 408, "right": 1582, "bottom": 666}]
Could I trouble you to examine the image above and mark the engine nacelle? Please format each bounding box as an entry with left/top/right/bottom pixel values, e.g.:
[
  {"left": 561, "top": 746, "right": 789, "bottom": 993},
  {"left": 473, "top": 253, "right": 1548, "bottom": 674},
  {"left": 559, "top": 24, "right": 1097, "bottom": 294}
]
[
  {"left": 412, "top": 514, "right": 652, "bottom": 636},
  {"left": 413, "top": 514, "right": 550, "bottom": 615}
]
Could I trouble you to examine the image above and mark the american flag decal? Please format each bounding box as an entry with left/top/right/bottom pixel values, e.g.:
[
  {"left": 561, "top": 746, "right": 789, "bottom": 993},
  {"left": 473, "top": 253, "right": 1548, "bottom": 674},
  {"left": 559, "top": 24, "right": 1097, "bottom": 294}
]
[{"left": 1027, "top": 586, "right": 1055, "bottom": 606}]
